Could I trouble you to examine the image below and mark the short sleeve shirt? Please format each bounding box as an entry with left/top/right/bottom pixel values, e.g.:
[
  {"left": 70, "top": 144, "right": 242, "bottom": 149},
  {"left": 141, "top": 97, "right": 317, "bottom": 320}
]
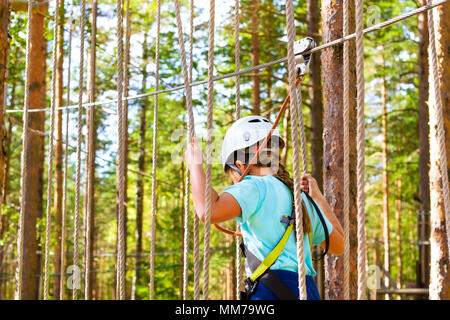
[{"left": 223, "top": 175, "right": 332, "bottom": 276}]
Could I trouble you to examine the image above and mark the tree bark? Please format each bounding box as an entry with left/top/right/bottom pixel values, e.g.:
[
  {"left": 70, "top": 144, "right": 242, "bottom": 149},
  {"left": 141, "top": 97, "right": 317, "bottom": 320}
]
[
  {"left": 20, "top": 3, "right": 47, "bottom": 300},
  {"left": 417, "top": 0, "right": 430, "bottom": 292},
  {"left": 321, "top": 0, "right": 358, "bottom": 300},
  {"left": 52, "top": 0, "right": 65, "bottom": 300},
  {"left": 428, "top": 1, "right": 450, "bottom": 301},
  {"left": 251, "top": 0, "right": 260, "bottom": 115},
  {"left": 307, "top": 0, "right": 323, "bottom": 191},
  {"left": 307, "top": 0, "right": 324, "bottom": 297}
]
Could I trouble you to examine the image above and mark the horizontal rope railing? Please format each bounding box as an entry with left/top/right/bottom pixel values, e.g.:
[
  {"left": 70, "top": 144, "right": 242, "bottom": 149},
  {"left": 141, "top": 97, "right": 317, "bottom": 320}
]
[{"left": 5, "top": 0, "right": 449, "bottom": 114}]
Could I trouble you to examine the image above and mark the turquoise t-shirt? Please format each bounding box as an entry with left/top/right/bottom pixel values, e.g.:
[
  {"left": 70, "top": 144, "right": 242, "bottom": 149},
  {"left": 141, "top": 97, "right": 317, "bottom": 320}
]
[{"left": 223, "top": 175, "right": 332, "bottom": 276}]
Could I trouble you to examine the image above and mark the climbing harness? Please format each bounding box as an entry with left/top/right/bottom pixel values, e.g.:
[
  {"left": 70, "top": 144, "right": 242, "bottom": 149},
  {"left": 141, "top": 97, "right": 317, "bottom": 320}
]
[{"left": 239, "top": 190, "right": 329, "bottom": 300}]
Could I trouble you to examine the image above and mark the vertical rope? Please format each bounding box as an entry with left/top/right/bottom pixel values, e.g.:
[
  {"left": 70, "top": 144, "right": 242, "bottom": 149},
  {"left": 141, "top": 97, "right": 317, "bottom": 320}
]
[
  {"left": 115, "top": 0, "right": 126, "bottom": 300},
  {"left": 84, "top": 0, "right": 97, "bottom": 300},
  {"left": 426, "top": 0, "right": 450, "bottom": 260},
  {"left": 342, "top": 0, "right": 351, "bottom": 301},
  {"left": 285, "top": 0, "right": 307, "bottom": 300},
  {"left": 189, "top": 0, "right": 201, "bottom": 301},
  {"left": 149, "top": 0, "right": 161, "bottom": 300},
  {"left": 174, "top": 0, "right": 196, "bottom": 300},
  {"left": 43, "top": 0, "right": 61, "bottom": 300},
  {"left": 60, "top": 0, "right": 74, "bottom": 301},
  {"left": 73, "top": 0, "right": 86, "bottom": 301},
  {"left": 202, "top": 0, "right": 215, "bottom": 300},
  {"left": 234, "top": 0, "right": 241, "bottom": 120},
  {"left": 355, "top": 0, "right": 367, "bottom": 300},
  {"left": 15, "top": 0, "right": 33, "bottom": 300},
  {"left": 234, "top": 0, "right": 242, "bottom": 298}
]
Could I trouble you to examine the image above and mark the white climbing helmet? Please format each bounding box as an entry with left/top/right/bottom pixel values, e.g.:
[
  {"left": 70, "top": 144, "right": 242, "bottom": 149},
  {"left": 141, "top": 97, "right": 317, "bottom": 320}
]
[{"left": 221, "top": 115, "right": 284, "bottom": 169}]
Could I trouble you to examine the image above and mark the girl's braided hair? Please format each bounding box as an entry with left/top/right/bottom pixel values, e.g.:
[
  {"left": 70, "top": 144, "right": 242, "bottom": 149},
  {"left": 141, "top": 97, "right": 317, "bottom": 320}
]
[{"left": 225, "top": 137, "right": 311, "bottom": 234}]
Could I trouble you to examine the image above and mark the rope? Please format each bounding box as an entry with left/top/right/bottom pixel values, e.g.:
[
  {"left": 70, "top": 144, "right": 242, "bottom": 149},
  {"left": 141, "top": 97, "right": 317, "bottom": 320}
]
[
  {"left": 6, "top": 0, "right": 450, "bottom": 115},
  {"left": 342, "top": 0, "right": 351, "bottom": 301},
  {"left": 189, "top": 0, "right": 201, "bottom": 301},
  {"left": 43, "top": 0, "right": 60, "bottom": 300},
  {"left": 84, "top": 0, "right": 97, "bottom": 300},
  {"left": 234, "top": 0, "right": 241, "bottom": 119},
  {"left": 285, "top": 0, "right": 307, "bottom": 300},
  {"left": 202, "top": 0, "right": 215, "bottom": 300},
  {"left": 149, "top": 0, "right": 161, "bottom": 300},
  {"left": 355, "top": 0, "right": 367, "bottom": 300},
  {"left": 174, "top": 0, "right": 197, "bottom": 300},
  {"left": 60, "top": 0, "right": 74, "bottom": 300},
  {"left": 73, "top": 0, "right": 86, "bottom": 300},
  {"left": 115, "top": 0, "right": 126, "bottom": 300},
  {"left": 14, "top": 0, "right": 32, "bottom": 300},
  {"left": 234, "top": 0, "right": 243, "bottom": 299},
  {"left": 426, "top": 0, "right": 450, "bottom": 261}
]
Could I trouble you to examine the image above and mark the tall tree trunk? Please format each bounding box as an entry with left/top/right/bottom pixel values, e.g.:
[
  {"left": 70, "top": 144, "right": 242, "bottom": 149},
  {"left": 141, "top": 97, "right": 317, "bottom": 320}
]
[
  {"left": 133, "top": 31, "right": 148, "bottom": 301},
  {"left": 307, "top": 0, "right": 324, "bottom": 297},
  {"left": 395, "top": 178, "right": 402, "bottom": 289},
  {"left": 380, "top": 47, "right": 390, "bottom": 298},
  {"left": 84, "top": 0, "right": 97, "bottom": 300},
  {"left": 428, "top": 1, "right": 450, "bottom": 300},
  {"left": 307, "top": 0, "right": 323, "bottom": 191},
  {"left": 53, "top": 0, "right": 65, "bottom": 300},
  {"left": 417, "top": 0, "right": 430, "bottom": 292},
  {"left": 321, "top": 0, "right": 358, "bottom": 300},
  {"left": 19, "top": 3, "right": 47, "bottom": 300},
  {"left": 0, "top": 0, "right": 10, "bottom": 299},
  {"left": 0, "top": 0, "right": 9, "bottom": 214},
  {"left": 251, "top": 0, "right": 260, "bottom": 115}
]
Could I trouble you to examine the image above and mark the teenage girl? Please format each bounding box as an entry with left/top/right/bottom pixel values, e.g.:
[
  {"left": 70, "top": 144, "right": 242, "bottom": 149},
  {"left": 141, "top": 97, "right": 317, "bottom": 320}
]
[{"left": 185, "top": 115, "right": 344, "bottom": 300}]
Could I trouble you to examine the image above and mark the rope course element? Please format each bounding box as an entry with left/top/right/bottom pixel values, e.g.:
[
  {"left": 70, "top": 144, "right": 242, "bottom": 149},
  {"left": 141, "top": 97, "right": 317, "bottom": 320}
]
[
  {"left": 43, "top": 0, "right": 60, "bottom": 300},
  {"left": 189, "top": 0, "right": 201, "bottom": 301},
  {"left": 355, "top": 0, "right": 367, "bottom": 301},
  {"left": 73, "top": 0, "right": 86, "bottom": 300},
  {"left": 60, "top": 0, "right": 74, "bottom": 301},
  {"left": 342, "top": 0, "right": 351, "bottom": 301},
  {"left": 202, "top": 0, "right": 215, "bottom": 300},
  {"left": 84, "top": 0, "right": 97, "bottom": 300},
  {"left": 234, "top": 0, "right": 243, "bottom": 299},
  {"left": 285, "top": 0, "right": 307, "bottom": 300},
  {"left": 115, "top": 0, "right": 127, "bottom": 300},
  {"left": 6, "top": 0, "right": 449, "bottom": 115},
  {"left": 173, "top": 0, "right": 196, "bottom": 300}
]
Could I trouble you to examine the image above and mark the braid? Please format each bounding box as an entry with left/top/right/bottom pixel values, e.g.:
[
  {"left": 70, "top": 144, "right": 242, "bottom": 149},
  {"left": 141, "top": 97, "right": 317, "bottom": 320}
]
[{"left": 273, "top": 163, "right": 311, "bottom": 234}]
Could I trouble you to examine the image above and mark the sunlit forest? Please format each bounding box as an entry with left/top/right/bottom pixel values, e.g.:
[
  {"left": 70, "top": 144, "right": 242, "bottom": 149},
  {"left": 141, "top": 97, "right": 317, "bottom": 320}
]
[{"left": 0, "top": 0, "right": 448, "bottom": 300}]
